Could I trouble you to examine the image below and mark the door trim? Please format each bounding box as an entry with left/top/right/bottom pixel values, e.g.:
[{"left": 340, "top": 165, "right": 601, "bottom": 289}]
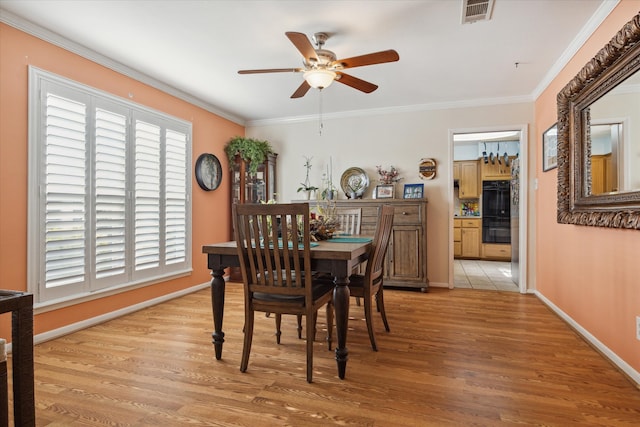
[{"left": 448, "top": 125, "right": 528, "bottom": 293}]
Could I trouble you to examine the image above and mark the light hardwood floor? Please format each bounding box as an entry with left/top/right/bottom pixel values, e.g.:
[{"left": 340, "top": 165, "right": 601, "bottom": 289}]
[{"left": 23, "top": 285, "right": 640, "bottom": 426}]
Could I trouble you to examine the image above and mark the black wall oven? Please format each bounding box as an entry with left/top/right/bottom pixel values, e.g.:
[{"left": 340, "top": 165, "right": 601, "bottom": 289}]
[{"left": 482, "top": 180, "right": 511, "bottom": 244}]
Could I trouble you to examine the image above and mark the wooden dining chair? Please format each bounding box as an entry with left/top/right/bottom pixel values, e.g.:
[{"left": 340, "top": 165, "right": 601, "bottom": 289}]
[
  {"left": 335, "top": 207, "right": 362, "bottom": 235},
  {"left": 232, "top": 202, "right": 334, "bottom": 383},
  {"left": 334, "top": 207, "right": 364, "bottom": 304},
  {"left": 347, "top": 204, "right": 394, "bottom": 351}
]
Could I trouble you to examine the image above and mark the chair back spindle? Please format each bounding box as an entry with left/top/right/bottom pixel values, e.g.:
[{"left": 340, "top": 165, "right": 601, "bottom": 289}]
[
  {"left": 233, "top": 203, "right": 312, "bottom": 296},
  {"left": 335, "top": 208, "right": 362, "bottom": 235}
]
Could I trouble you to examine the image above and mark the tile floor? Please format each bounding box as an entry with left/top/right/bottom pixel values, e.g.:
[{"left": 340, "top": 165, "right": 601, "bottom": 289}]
[{"left": 454, "top": 259, "right": 519, "bottom": 292}]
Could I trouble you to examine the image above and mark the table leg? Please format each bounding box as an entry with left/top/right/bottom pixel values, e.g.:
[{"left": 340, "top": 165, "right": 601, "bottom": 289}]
[
  {"left": 210, "top": 269, "right": 226, "bottom": 360},
  {"left": 333, "top": 276, "right": 350, "bottom": 380}
]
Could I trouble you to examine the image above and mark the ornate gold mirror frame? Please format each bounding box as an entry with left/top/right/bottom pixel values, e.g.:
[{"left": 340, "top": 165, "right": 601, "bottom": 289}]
[{"left": 557, "top": 12, "right": 640, "bottom": 229}]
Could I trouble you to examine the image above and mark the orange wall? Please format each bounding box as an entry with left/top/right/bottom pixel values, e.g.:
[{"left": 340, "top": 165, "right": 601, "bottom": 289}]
[
  {"left": 535, "top": 1, "right": 640, "bottom": 375},
  {"left": 0, "top": 23, "right": 242, "bottom": 338}
]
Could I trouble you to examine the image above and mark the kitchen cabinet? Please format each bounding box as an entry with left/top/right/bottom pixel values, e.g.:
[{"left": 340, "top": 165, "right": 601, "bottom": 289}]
[
  {"left": 480, "top": 156, "right": 515, "bottom": 180},
  {"left": 461, "top": 218, "right": 480, "bottom": 258},
  {"left": 454, "top": 218, "right": 480, "bottom": 259},
  {"left": 591, "top": 154, "right": 614, "bottom": 194},
  {"left": 304, "top": 199, "right": 429, "bottom": 291},
  {"left": 482, "top": 243, "right": 511, "bottom": 260},
  {"left": 453, "top": 219, "right": 462, "bottom": 257},
  {"left": 455, "top": 160, "right": 479, "bottom": 199}
]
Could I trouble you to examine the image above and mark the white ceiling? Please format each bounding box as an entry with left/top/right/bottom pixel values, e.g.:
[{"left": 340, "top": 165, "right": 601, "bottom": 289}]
[{"left": 0, "top": 0, "right": 615, "bottom": 125}]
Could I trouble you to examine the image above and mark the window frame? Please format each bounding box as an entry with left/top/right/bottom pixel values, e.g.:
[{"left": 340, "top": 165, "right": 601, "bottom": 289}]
[{"left": 28, "top": 67, "right": 193, "bottom": 307}]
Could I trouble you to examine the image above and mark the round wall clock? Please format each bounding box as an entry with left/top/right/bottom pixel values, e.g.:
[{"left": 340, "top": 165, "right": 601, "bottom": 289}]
[
  {"left": 418, "top": 158, "right": 437, "bottom": 180},
  {"left": 195, "top": 153, "right": 222, "bottom": 191}
]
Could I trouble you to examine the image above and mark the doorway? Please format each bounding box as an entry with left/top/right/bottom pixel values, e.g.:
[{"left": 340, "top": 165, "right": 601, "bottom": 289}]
[{"left": 449, "top": 126, "right": 528, "bottom": 293}]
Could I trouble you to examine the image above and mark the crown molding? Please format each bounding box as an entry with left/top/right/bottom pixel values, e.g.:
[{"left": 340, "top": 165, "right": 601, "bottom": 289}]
[
  {"left": 0, "top": 9, "right": 246, "bottom": 126},
  {"left": 245, "top": 94, "right": 534, "bottom": 127},
  {"left": 531, "top": 0, "right": 620, "bottom": 100},
  {"left": 2, "top": 2, "right": 620, "bottom": 127}
]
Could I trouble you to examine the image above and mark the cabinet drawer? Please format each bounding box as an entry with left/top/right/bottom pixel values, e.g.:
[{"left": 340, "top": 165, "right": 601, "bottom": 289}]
[
  {"left": 393, "top": 205, "right": 422, "bottom": 224},
  {"left": 482, "top": 244, "right": 511, "bottom": 259},
  {"left": 453, "top": 218, "right": 461, "bottom": 227},
  {"left": 461, "top": 219, "right": 480, "bottom": 228}
]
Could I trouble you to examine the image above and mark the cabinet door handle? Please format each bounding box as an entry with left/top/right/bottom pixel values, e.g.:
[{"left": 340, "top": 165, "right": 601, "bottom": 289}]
[{"left": 402, "top": 211, "right": 408, "bottom": 215}]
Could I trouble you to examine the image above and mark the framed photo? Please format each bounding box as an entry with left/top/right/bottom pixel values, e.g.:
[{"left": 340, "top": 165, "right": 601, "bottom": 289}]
[
  {"left": 543, "top": 123, "right": 558, "bottom": 172},
  {"left": 403, "top": 183, "right": 424, "bottom": 199},
  {"left": 374, "top": 184, "right": 395, "bottom": 199}
]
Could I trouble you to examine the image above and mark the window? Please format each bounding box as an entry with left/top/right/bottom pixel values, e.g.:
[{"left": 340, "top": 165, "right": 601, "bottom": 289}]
[{"left": 28, "top": 67, "right": 192, "bottom": 305}]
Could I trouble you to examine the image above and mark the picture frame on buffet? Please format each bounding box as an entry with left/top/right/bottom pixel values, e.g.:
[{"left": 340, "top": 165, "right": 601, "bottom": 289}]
[
  {"left": 374, "top": 184, "right": 395, "bottom": 199},
  {"left": 403, "top": 183, "right": 424, "bottom": 199}
]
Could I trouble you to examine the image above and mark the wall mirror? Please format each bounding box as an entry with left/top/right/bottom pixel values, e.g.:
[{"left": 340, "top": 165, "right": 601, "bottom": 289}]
[{"left": 557, "top": 12, "right": 640, "bottom": 229}]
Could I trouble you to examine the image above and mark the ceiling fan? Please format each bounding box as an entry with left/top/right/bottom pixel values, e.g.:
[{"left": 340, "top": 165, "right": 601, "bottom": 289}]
[{"left": 238, "top": 32, "right": 400, "bottom": 98}]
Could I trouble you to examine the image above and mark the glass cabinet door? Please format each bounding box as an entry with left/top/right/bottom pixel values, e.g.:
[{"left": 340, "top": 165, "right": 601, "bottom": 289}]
[
  {"left": 246, "top": 163, "right": 265, "bottom": 203},
  {"left": 231, "top": 153, "right": 277, "bottom": 204}
]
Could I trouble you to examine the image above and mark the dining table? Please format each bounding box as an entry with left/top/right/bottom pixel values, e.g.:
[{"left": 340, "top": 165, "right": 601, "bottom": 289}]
[{"left": 202, "top": 236, "right": 372, "bottom": 380}]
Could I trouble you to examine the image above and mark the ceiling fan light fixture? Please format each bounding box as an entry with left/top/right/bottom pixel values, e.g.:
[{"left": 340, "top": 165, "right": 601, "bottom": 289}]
[{"left": 304, "top": 69, "right": 336, "bottom": 89}]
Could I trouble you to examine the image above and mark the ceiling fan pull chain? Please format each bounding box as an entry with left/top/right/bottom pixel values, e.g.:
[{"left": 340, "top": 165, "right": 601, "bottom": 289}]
[{"left": 319, "top": 89, "right": 324, "bottom": 136}]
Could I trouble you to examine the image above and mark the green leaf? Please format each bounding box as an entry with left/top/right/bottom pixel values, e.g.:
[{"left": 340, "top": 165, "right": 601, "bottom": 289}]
[{"left": 224, "top": 136, "right": 274, "bottom": 175}]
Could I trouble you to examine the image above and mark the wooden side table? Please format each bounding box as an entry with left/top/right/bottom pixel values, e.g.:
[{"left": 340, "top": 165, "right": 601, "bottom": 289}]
[{"left": 0, "top": 291, "right": 35, "bottom": 426}]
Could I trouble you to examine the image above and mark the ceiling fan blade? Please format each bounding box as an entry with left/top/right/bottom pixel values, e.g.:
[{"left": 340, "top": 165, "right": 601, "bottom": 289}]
[
  {"left": 335, "top": 72, "right": 378, "bottom": 93},
  {"left": 332, "top": 50, "right": 399, "bottom": 69},
  {"left": 285, "top": 32, "right": 319, "bottom": 63},
  {"left": 291, "top": 81, "right": 311, "bottom": 98},
  {"left": 238, "top": 68, "right": 303, "bottom": 74}
]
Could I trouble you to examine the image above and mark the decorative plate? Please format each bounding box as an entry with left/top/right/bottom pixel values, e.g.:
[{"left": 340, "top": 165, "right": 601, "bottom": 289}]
[
  {"left": 340, "top": 167, "right": 369, "bottom": 198},
  {"left": 418, "top": 158, "right": 437, "bottom": 180},
  {"left": 195, "top": 153, "right": 222, "bottom": 191}
]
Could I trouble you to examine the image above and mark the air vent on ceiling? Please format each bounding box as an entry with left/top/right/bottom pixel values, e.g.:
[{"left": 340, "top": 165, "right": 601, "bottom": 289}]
[{"left": 461, "top": 0, "right": 495, "bottom": 24}]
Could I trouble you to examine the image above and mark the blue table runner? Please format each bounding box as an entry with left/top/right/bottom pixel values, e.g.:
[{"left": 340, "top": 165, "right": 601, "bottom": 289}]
[{"left": 329, "top": 236, "right": 373, "bottom": 243}]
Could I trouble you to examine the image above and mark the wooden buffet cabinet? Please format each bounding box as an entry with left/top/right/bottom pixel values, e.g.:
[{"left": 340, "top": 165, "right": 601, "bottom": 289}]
[{"left": 304, "top": 199, "right": 429, "bottom": 292}]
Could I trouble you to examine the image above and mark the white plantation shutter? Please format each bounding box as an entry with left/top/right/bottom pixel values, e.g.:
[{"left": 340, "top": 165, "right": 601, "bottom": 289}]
[
  {"left": 165, "top": 130, "right": 188, "bottom": 264},
  {"left": 94, "top": 107, "right": 127, "bottom": 284},
  {"left": 29, "top": 68, "right": 192, "bottom": 304},
  {"left": 43, "top": 93, "right": 88, "bottom": 291},
  {"left": 134, "top": 120, "right": 161, "bottom": 272}
]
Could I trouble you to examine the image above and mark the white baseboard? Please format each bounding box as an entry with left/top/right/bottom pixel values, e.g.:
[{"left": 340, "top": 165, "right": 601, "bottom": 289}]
[
  {"left": 535, "top": 290, "right": 640, "bottom": 388},
  {"left": 31, "top": 282, "right": 210, "bottom": 347}
]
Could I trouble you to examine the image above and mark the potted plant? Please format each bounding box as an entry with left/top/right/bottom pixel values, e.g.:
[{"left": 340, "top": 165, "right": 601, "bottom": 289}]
[
  {"left": 376, "top": 165, "right": 402, "bottom": 184},
  {"left": 297, "top": 156, "right": 318, "bottom": 199},
  {"left": 224, "top": 136, "right": 273, "bottom": 175}
]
